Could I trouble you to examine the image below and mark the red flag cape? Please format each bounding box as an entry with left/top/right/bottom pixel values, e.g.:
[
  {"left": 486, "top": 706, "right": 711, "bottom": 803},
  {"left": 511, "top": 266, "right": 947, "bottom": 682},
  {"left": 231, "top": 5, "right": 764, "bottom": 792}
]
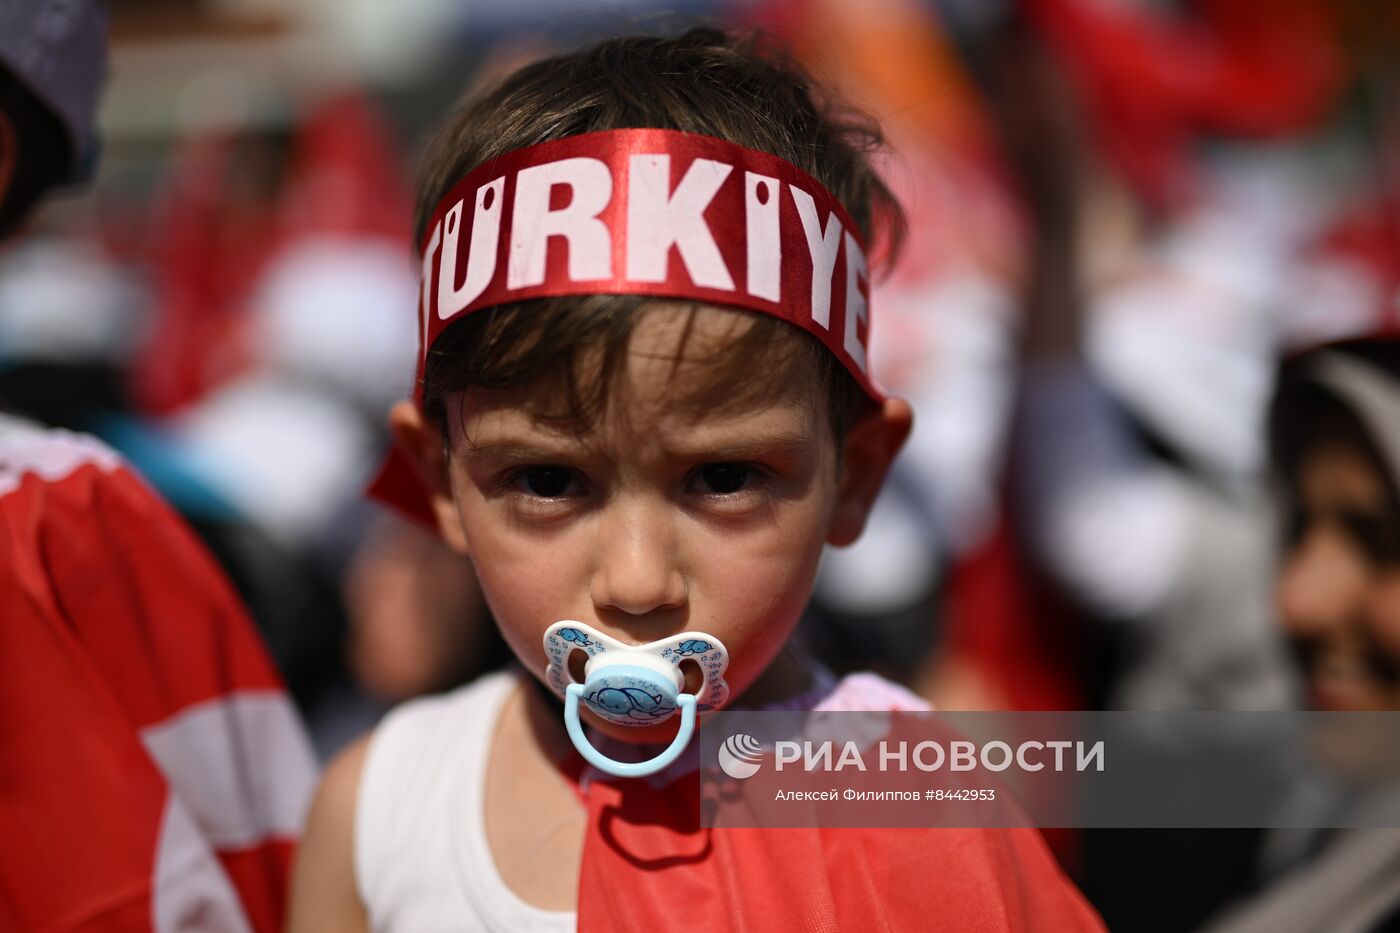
[
  {"left": 0, "top": 422, "right": 317, "bottom": 931},
  {"left": 577, "top": 772, "right": 1104, "bottom": 932},
  {"left": 563, "top": 679, "right": 1104, "bottom": 932}
]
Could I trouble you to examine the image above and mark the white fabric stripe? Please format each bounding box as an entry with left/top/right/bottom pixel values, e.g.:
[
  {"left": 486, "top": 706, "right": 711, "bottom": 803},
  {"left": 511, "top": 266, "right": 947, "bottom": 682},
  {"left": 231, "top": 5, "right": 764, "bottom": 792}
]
[
  {"left": 151, "top": 796, "right": 256, "bottom": 933},
  {"left": 0, "top": 417, "right": 122, "bottom": 500},
  {"left": 142, "top": 691, "right": 319, "bottom": 850}
]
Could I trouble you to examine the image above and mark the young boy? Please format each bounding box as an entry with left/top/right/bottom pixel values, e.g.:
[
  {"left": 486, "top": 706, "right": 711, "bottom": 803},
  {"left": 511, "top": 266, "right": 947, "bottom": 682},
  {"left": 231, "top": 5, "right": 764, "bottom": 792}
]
[{"left": 289, "top": 28, "right": 1102, "bottom": 931}]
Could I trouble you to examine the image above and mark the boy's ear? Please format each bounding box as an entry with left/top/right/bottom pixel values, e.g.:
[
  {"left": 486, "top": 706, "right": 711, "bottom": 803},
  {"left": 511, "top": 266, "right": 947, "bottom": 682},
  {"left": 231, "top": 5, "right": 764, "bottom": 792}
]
[
  {"left": 826, "top": 397, "right": 913, "bottom": 547},
  {"left": 388, "top": 400, "right": 471, "bottom": 556}
]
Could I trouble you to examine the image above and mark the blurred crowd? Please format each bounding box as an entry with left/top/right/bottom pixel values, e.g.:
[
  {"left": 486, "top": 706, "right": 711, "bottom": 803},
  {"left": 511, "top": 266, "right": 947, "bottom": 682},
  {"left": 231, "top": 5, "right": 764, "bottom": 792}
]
[{"left": 3, "top": 0, "right": 1399, "bottom": 930}]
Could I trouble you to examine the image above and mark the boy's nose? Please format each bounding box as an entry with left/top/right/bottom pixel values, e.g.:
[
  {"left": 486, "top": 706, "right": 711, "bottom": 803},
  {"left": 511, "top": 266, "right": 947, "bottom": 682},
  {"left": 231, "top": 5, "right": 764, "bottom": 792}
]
[{"left": 589, "top": 503, "right": 687, "bottom": 619}]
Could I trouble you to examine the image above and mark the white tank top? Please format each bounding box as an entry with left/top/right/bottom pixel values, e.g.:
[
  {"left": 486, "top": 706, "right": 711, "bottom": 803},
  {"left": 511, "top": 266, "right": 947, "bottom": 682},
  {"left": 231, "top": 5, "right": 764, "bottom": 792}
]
[
  {"left": 355, "top": 669, "right": 574, "bottom": 932},
  {"left": 354, "top": 665, "right": 926, "bottom": 931}
]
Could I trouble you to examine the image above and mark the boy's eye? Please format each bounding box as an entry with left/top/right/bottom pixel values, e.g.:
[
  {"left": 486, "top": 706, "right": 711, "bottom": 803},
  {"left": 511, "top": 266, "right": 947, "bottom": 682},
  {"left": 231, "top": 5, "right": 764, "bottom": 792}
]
[
  {"left": 694, "top": 463, "right": 755, "bottom": 495},
  {"left": 515, "top": 466, "right": 579, "bottom": 498}
]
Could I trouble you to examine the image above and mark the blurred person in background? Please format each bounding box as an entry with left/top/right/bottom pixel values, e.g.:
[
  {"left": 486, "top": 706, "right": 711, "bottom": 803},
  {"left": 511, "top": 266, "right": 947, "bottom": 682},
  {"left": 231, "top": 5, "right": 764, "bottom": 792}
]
[
  {"left": 971, "top": 11, "right": 1287, "bottom": 927},
  {"left": 0, "top": 2, "right": 316, "bottom": 930},
  {"left": 965, "top": 1, "right": 1400, "bottom": 929},
  {"left": 991, "top": 0, "right": 1397, "bottom": 715},
  {"left": 961, "top": 0, "right": 1398, "bottom": 928},
  {"left": 344, "top": 512, "right": 506, "bottom": 702},
  {"left": 1272, "top": 342, "right": 1400, "bottom": 717},
  {"left": 980, "top": 0, "right": 1330, "bottom": 715},
  {"left": 1200, "top": 338, "right": 1400, "bottom": 932}
]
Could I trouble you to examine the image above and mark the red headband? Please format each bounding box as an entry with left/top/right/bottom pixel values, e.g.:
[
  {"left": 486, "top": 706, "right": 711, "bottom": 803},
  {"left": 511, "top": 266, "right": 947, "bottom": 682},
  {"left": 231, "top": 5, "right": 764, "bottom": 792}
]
[{"left": 369, "top": 128, "right": 883, "bottom": 525}]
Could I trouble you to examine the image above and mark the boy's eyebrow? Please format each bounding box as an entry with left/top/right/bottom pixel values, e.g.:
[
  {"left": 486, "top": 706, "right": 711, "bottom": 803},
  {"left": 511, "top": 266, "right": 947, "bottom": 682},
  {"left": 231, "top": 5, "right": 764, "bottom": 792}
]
[
  {"left": 459, "top": 428, "right": 816, "bottom": 463},
  {"left": 660, "top": 429, "right": 814, "bottom": 461},
  {"left": 459, "top": 437, "right": 589, "bottom": 462}
]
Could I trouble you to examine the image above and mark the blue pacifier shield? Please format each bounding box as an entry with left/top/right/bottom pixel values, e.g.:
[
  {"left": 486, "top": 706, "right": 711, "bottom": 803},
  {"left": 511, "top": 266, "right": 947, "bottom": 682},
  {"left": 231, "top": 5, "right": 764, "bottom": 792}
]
[{"left": 542, "top": 620, "right": 731, "bottom": 778}]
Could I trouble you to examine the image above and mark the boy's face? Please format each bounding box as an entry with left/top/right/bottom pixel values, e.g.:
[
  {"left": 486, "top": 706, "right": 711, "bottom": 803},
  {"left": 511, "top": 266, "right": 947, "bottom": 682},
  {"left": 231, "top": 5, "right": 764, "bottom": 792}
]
[{"left": 394, "top": 302, "right": 910, "bottom": 744}]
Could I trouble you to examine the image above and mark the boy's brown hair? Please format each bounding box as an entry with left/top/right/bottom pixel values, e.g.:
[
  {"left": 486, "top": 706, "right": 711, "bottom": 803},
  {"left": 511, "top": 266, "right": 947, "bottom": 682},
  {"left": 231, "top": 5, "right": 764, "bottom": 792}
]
[{"left": 418, "top": 27, "right": 904, "bottom": 443}]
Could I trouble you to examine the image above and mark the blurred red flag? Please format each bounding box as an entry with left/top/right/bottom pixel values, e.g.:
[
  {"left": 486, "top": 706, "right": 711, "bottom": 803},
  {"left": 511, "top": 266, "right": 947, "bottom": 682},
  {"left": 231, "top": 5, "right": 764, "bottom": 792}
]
[
  {"left": 133, "top": 92, "right": 411, "bottom": 415},
  {"left": 0, "top": 424, "right": 317, "bottom": 931}
]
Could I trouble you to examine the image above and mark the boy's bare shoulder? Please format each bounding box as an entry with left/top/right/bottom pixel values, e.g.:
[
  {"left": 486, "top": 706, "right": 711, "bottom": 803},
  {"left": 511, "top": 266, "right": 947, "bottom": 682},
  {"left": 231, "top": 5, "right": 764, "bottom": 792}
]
[
  {"left": 315, "top": 732, "right": 373, "bottom": 821},
  {"left": 286, "top": 734, "right": 372, "bottom": 933},
  {"left": 308, "top": 677, "right": 492, "bottom": 824}
]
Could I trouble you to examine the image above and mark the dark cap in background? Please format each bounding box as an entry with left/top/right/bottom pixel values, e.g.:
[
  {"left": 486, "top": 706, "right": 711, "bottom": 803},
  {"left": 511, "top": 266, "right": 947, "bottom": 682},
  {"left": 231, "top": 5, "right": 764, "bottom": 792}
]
[{"left": 0, "top": 0, "right": 108, "bottom": 183}]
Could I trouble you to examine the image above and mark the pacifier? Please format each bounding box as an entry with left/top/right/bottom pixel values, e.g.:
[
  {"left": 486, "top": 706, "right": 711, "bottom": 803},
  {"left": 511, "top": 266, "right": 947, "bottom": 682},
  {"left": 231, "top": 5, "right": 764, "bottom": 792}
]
[{"left": 542, "top": 620, "right": 730, "bottom": 778}]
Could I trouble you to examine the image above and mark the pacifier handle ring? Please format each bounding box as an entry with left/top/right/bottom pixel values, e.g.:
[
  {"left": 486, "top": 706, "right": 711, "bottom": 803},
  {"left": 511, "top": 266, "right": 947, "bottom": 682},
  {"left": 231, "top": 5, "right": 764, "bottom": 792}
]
[{"left": 564, "top": 684, "right": 698, "bottom": 779}]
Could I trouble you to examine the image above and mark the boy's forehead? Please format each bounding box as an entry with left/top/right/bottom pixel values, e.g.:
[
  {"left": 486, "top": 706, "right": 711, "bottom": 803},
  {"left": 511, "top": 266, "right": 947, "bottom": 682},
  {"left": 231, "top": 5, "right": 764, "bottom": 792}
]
[
  {"left": 456, "top": 302, "right": 828, "bottom": 442},
  {"left": 457, "top": 391, "right": 820, "bottom": 456},
  {"left": 629, "top": 299, "right": 773, "bottom": 352}
]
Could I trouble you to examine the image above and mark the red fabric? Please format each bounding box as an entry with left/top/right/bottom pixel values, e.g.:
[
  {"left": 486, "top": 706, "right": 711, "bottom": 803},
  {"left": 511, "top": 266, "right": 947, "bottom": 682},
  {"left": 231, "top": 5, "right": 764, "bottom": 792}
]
[
  {"left": 939, "top": 517, "right": 1085, "bottom": 867},
  {"left": 945, "top": 518, "right": 1082, "bottom": 713},
  {"left": 0, "top": 429, "right": 310, "bottom": 931},
  {"left": 1028, "top": 0, "right": 1344, "bottom": 204},
  {"left": 1315, "top": 194, "right": 1400, "bottom": 334},
  {"left": 565, "top": 680, "right": 1101, "bottom": 931},
  {"left": 216, "top": 840, "right": 300, "bottom": 933},
  {"left": 133, "top": 92, "right": 411, "bottom": 415},
  {"left": 573, "top": 765, "right": 1103, "bottom": 932},
  {"left": 281, "top": 93, "right": 412, "bottom": 245},
  {"left": 133, "top": 134, "right": 277, "bottom": 415}
]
